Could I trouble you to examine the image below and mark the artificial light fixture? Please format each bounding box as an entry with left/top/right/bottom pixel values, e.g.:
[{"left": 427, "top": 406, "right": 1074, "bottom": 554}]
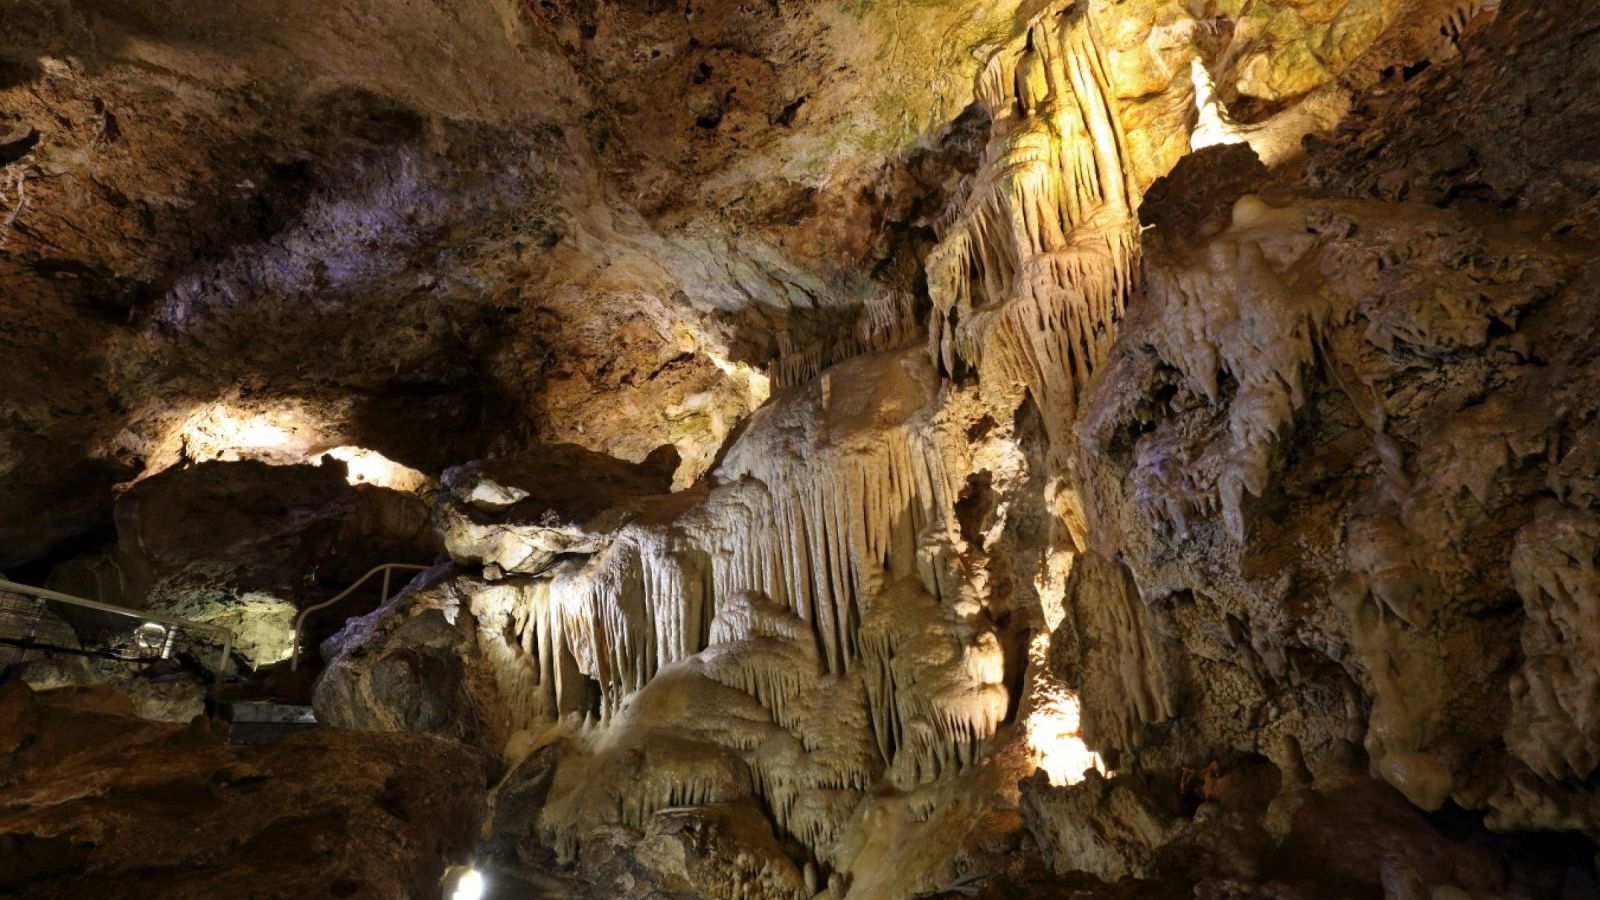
[{"left": 133, "top": 622, "right": 174, "bottom": 658}]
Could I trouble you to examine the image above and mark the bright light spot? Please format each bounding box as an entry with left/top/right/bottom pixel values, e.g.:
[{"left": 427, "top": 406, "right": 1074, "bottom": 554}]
[
  {"left": 198, "top": 410, "right": 306, "bottom": 458},
  {"left": 320, "top": 445, "right": 432, "bottom": 492},
  {"left": 1027, "top": 692, "right": 1106, "bottom": 787},
  {"left": 706, "top": 349, "right": 772, "bottom": 406},
  {"left": 1189, "top": 57, "right": 1246, "bottom": 153},
  {"left": 151, "top": 403, "right": 327, "bottom": 473},
  {"left": 447, "top": 867, "right": 485, "bottom": 900},
  {"left": 131, "top": 401, "right": 435, "bottom": 494},
  {"left": 133, "top": 622, "right": 170, "bottom": 656},
  {"left": 1026, "top": 632, "right": 1107, "bottom": 787},
  {"left": 1186, "top": 55, "right": 1349, "bottom": 167},
  {"left": 237, "top": 416, "right": 294, "bottom": 448}
]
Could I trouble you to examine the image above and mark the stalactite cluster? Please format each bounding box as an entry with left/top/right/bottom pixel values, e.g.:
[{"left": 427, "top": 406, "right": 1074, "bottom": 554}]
[
  {"left": 7, "top": 0, "right": 1584, "bottom": 898},
  {"left": 926, "top": 5, "right": 1140, "bottom": 436},
  {"left": 301, "top": 3, "right": 1600, "bottom": 897},
  {"left": 318, "top": 349, "right": 1028, "bottom": 889},
  {"left": 767, "top": 292, "right": 923, "bottom": 391}
]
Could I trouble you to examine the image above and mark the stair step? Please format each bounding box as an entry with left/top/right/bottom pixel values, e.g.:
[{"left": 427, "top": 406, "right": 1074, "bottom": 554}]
[{"left": 224, "top": 701, "right": 317, "bottom": 746}]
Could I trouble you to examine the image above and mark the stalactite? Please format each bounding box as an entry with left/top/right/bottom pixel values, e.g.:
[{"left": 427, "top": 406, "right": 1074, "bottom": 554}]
[
  {"left": 330, "top": 7, "right": 1156, "bottom": 876},
  {"left": 444, "top": 349, "right": 1020, "bottom": 869},
  {"left": 927, "top": 4, "right": 1140, "bottom": 436},
  {"left": 705, "top": 408, "right": 961, "bottom": 679},
  {"left": 1129, "top": 197, "right": 1329, "bottom": 542},
  {"left": 858, "top": 579, "right": 1009, "bottom": 789},
  {"left": 767, "top": 292, "right": 923, "bottom": 390}
]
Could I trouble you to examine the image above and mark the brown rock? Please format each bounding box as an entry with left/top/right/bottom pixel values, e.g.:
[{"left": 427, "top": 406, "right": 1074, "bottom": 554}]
[{"left": 0, "top": 688, "right": 486, "bottom": 899}]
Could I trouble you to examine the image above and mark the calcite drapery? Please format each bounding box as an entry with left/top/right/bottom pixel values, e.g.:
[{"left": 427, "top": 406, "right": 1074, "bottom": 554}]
[{"left": 926, "top": 4, "right": 1140, "bottom": 440}]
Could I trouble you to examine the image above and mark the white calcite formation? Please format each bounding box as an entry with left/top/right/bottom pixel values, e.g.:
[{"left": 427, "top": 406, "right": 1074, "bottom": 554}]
[
  {"left": 319, "top": 348, "right": 1031, "bottom": 895},
  {"left": 925, "top": 5, "right": 1140, "bottom": 443},
  {"left": 7, "top": 0, "right": 1599, "bottom": 897},
  {"left": 1061, "top": 3, "right": 1600, "bottom": 868}
]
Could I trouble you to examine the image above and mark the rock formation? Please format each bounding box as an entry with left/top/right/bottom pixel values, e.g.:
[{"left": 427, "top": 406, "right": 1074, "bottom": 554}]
[
  {"left": 0, "top": 681, "right": 486, "bottom": 899},
  {"left": 3, "top": 0, "right": 1599, "bottom": 897}
]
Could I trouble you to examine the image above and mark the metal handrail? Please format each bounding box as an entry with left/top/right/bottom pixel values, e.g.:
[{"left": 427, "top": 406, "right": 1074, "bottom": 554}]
[
  {"left": 290, "top": 563, "right": 428, "bottom": 671},
  {"left": 0, "top": 578, "right": 235, "bottom": 681}
]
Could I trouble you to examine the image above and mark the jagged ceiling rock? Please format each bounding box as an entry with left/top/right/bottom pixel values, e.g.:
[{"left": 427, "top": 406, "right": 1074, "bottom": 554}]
[
  {"left": 0, "top": 0, "right": 567, "bottom": 565},
  {"left": 0, "top": 680, "right": 485, "bottom": 899},
  {"left": 303, "top": 2, "right": 1600, "bottom": 897},
  {"left": 0, "top": 0, "right": 1035, "bottom": 566},
  {"left": 436, "top": 442, "right": 679, "bottom": 577},
  {"left": 6, "top": 0, "right": 1600, "bottom": 897}
]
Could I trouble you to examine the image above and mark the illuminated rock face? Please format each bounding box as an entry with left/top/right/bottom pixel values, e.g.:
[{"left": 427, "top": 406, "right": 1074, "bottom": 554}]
[
  {"left": 926, "top": 4, "right": 1140, "bottom": 439},
  {"left": 318, "top": 348, "right": 1044, "bottom": 893},
  {"left": 1067, "top": 1, "right": 1600, "bottom": 844},
  {"left": 50, "top": 459, "right": 438, "bottom": 671},
  {"left": 0, "top": 0, "right": 1029, "bottom": 564}
]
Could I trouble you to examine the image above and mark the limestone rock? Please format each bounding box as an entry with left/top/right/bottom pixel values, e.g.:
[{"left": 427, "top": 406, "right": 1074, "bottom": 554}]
[
  {"left": 436, "top": 443, "right": 678, "bottom": 576},
  {"left": 5, "top": 0, "right": 1600, "bottom": 897},
  {"left": 1073, "top": 0, "right": 1600, "bottom": 837},
  {"left": 1020, "top": 769, "right": 1180, "bottom": 882}
]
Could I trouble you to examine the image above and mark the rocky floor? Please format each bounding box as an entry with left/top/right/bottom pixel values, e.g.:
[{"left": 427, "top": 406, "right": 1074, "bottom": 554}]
[{"left": 0, "top": 681, "right": 485, "bottom": 899}]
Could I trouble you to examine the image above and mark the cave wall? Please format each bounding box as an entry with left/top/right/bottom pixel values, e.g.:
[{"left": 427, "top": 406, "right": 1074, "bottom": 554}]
[{"left": 5, "top": 0, "right": 1600, "bottom": 898}]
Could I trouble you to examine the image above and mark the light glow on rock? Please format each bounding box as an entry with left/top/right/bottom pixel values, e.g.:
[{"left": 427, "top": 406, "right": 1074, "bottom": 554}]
[
  {"left": 1187, "top": 55, "right": 1350, "bottom": 167},
  {"left": 1189, "top": 56, "right": 1247, "bottom": 154},
  {"left": 445, "top": 866, "right": 485, "bottom": 900},
  {"left": 321, "top": 445, "right": 431, "bottom": 492},
  {"left": 178, "top": 406, "right": 319, "bottom": 464},
  {"left": 1025, "top": 632, "right": 1107, "bottom": 787},
  {"left": 706, "top": 348, "right": 772, "bottom": 406},
  {"left": 137, "top": 402, "right": 434, "bottom": 493},
  {"left": 1027, "top": 690, "right": 1106, "bottom": 787}
]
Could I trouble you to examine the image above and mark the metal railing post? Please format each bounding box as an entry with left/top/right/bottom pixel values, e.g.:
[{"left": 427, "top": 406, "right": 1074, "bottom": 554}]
[
  {"left": 216, "top": 632, "right": 233, "bottom": 682},
  {"left": 289, "top": 563, "right": 428, "bottom": 671},
  {"left": 0, "top": 579, "right": 236, "bottom": 684}
]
